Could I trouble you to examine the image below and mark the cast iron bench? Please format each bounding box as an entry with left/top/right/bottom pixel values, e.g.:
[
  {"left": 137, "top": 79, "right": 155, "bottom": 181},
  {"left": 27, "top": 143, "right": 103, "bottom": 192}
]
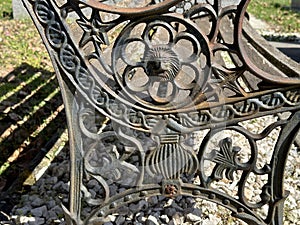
[{"left": 21, "top": 0, "right": 300, "bottom": 224}]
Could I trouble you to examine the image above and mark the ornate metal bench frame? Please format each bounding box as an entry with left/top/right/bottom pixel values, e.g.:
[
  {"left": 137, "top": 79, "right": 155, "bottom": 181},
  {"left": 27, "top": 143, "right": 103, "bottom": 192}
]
[{"left": 21, "top": 0, "right": 300, "bottom": 224}]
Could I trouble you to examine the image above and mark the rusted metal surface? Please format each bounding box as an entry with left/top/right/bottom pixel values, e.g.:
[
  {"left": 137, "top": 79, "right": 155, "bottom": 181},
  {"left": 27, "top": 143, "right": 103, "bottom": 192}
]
[{"left": 20, "top": 0, "right": 300, "bottom": 224}]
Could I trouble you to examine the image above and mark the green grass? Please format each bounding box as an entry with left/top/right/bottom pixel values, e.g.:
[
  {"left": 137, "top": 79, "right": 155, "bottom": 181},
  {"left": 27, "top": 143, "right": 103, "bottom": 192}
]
[
  {"left": 0, "top": 0, "right": 299, "bottom": 32},
  {"left": 247, "top": 0, "right": 300, "bottom": 33},
  {"left": 0, "top": 19, "right": 53, "bottom": 76},
  {"left": 0, "top": 0, "right": 12, "bottom": 20}
]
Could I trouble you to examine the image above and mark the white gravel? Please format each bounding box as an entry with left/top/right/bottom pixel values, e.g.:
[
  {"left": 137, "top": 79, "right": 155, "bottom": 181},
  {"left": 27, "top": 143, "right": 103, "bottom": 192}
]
[{"left": 5, "top": 114, "right": 299, "bottom": 225}]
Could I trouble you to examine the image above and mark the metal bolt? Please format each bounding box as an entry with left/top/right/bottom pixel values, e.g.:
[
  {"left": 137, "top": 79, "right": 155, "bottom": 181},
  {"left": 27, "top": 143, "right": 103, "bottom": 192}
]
[{"left": 164, "top": 184, "right": 178, "bottom": 196}]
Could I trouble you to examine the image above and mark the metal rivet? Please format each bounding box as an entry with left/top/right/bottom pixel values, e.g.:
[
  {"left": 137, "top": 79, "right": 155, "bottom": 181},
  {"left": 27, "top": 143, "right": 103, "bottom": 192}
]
[
  {"left": 124, "top": 195, "right": 131, "bottom": 201},
  {"left": 110, "top": 202, "right": 117, "bottom": 208},
  {"left": 140, "top": 191, "right": 148, "bottom": 196},
  {"left": 238, "top": 207, "right": 244, "bottom": 213},
  {"left": 223, "top": 199, "right": 230, "bottom": 205},
  {"left": 193, "top": 190, "right": 201, "bottom": 195},
  {"left": 98, "top": 210, "right": 105, "bottom": 217},
  {"left": 208, "top": 193, "right": 216, "bottom": 199}
]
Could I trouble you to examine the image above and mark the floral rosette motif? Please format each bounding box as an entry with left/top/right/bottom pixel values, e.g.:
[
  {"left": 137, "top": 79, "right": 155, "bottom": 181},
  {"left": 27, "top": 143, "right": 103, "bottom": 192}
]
[{"left": 112, "top": 15, "right": 211, "bottom": 110}]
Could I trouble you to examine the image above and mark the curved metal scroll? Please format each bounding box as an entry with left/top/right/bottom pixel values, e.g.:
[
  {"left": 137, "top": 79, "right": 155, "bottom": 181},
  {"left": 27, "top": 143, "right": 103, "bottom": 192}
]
[{"left": 20, "top": 0, "right": 300, "bottom": 224}]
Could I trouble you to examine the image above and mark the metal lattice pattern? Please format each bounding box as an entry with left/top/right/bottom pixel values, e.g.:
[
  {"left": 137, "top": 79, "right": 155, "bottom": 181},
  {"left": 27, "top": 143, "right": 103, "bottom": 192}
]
[{"left": 20, "top": 0, "right": 300, "bottom": 224}]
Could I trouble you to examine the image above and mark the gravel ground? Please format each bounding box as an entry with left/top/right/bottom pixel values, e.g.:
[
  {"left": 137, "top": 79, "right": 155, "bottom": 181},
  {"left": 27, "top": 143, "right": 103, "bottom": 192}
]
[{"left": 4, "top": 115, "right": 299, "bottom": 225}]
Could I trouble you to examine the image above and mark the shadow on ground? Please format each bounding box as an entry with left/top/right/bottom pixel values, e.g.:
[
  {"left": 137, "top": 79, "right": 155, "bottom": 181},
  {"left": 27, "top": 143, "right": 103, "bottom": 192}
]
[{"left": 0, "top": 63, "right": 67, "bottom": 220}]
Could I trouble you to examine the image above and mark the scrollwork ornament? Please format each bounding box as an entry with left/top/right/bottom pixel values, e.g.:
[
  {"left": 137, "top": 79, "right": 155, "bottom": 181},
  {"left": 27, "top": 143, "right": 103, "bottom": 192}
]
[{"left": 112, "top": 14, "right": 211, "bottom": 109}]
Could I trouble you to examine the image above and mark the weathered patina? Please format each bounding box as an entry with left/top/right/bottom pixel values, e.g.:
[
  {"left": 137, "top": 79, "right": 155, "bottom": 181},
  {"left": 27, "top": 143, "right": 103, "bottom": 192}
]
[{"left": 20, "top": 0, "right": 300, "bottom": 224}]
